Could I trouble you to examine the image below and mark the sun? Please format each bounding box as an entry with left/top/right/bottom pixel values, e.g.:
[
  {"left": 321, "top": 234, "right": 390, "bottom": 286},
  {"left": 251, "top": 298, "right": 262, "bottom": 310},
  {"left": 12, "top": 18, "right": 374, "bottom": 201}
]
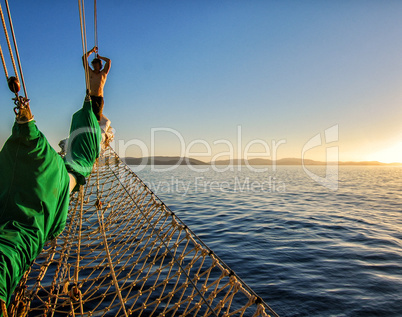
[{"left": 366, "top": 141, "right": 402, "bottom": 164}]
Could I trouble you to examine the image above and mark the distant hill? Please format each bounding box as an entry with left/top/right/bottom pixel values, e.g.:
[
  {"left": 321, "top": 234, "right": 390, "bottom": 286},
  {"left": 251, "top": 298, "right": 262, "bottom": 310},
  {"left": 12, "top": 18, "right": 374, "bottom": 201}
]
[
  {"left": 123, "top": 156, "right": 208, "bottom": 166},
  {"left": 212, "top": 158, "right": 401, "bottom": 166},
  {"left": 123, "top": 156, "right": 402, "bottom": 166},
  {"left": 212, "top": 158, "right": 326, "bottom": 165},
  {"left": 338, "top": 161, "right": 402, "bottom": 166}
]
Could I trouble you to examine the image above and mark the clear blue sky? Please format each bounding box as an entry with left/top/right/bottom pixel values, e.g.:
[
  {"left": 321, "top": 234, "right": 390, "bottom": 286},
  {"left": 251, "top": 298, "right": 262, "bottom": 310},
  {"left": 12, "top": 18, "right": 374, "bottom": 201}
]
[{"left": 1, "top": 1, "right": 402, "bottom": 162}]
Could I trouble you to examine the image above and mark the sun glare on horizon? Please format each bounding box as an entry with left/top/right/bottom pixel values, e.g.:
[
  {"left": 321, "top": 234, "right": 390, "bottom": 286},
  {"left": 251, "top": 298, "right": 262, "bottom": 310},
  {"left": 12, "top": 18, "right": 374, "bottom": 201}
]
[{"left": 366, "top": 141, "right": 402, "bottom": 164}]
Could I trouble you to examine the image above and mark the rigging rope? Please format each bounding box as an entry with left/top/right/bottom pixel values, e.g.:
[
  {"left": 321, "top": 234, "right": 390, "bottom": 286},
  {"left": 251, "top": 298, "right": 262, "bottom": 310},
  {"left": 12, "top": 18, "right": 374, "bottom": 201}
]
[
  {"left": 3, "top": 0, "right": 27, "bottom": 98},
  {"left": 0, "top": 2, "right": 18, "bottom": 83},
  {"left": 0, "top": 43, "right": 8, "bottom": 80},
  {"left": 94, "top": 0, "right": 98, "bottom": 57},
  {"left": 78, "top": 0, "right": 90, "bottom": 94}
]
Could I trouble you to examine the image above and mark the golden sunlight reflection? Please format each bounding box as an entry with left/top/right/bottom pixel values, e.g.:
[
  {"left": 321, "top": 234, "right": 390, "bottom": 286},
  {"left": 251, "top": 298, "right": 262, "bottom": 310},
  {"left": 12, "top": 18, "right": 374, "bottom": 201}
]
[{"left": 366, "top": 141, "right": 402, "bottom": 164}]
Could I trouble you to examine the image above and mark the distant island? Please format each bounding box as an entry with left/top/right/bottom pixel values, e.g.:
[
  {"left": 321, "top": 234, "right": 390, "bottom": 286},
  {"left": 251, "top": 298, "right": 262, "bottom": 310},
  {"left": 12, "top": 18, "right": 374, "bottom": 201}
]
[{"left": 122, "top": 156, "right": 402, "bottom": 166}]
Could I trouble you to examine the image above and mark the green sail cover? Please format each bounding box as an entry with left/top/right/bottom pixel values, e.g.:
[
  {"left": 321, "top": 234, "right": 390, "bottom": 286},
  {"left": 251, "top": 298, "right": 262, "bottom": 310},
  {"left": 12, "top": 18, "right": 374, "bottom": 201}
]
[
  {"left": 0, "top": 100, "right": 101, "bottom": 307},
  {"left": 0, "top": 121, "right": 70, "bottom": 305},
  {"left": 64, "top": 99, "right": 101, "bottom": 186}
]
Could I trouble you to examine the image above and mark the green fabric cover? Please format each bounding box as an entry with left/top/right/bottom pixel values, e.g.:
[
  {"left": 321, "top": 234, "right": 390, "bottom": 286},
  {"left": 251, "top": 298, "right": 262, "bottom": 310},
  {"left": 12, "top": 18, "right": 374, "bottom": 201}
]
[
  {"left": 64, "top": 99, "right": 101, "bottom": 185},
  {"left": 0, "top": 100, "right": 100, "bottom": 307},
  {"left": 0, "top": 121, "right": 70, "bottom": 305}
]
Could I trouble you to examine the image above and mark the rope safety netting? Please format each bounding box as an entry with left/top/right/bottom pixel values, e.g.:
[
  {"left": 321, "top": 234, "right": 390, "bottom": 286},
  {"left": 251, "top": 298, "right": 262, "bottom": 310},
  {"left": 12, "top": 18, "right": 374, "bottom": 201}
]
[{"left": 8, "top": 147, "right": 278, "bottom": 317}]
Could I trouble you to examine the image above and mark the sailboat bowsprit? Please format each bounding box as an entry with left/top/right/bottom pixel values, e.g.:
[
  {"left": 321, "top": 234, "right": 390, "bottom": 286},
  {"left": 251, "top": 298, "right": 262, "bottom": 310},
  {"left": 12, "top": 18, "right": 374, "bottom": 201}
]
[{"left": 12, "top": 147, "right": 277, "bottom": 317}]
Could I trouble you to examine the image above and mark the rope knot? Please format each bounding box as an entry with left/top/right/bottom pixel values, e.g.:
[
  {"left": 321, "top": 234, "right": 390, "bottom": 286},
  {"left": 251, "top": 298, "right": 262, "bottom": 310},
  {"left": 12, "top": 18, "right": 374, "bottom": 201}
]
[
  {"left": 95, "top": 198, "right": 102, "bottom": 209},
  {"left": 69, "top": 284, "right": 81, "bottom": 302}
]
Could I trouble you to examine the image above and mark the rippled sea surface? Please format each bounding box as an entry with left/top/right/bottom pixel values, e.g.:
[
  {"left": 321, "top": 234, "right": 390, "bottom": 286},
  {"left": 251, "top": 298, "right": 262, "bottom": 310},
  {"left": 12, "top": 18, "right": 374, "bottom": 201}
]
[{"left": 133, "top": 165, "right": 402, "bottom": 317}]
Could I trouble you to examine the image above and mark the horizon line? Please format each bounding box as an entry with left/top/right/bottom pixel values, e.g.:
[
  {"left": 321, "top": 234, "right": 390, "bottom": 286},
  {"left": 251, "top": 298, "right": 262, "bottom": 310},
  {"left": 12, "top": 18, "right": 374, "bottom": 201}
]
[{"left": 121, "top": 156, "right": 402, "bottom": 166}]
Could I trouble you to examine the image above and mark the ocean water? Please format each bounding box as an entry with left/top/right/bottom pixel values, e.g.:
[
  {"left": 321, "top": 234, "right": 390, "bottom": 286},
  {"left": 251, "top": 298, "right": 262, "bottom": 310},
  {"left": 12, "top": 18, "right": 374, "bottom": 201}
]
[{"left": 133, "top": 165, "right": 402, "bottom": 317}]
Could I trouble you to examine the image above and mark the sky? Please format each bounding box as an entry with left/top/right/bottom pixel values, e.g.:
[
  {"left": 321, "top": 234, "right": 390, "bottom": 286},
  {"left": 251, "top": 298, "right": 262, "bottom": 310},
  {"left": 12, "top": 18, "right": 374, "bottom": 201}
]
[{"left": 1, "top": 1, "right": 402, "bottom": 163}]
